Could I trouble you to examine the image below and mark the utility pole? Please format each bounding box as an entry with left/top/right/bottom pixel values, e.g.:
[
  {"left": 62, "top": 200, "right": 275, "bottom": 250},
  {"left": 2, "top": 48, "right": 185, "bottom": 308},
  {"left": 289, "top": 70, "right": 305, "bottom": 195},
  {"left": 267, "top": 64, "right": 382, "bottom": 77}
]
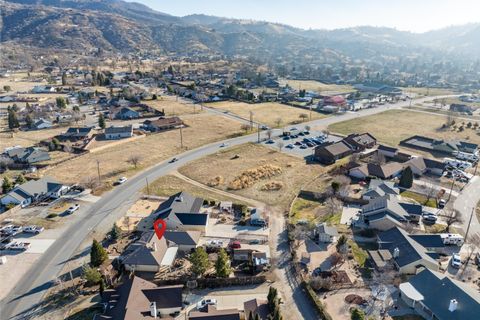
[
  {"left": 249, "top": 111, "right": 254, "bottom": 131},
  {"left": 257, "top": 123, "right": 260, "bottom": 143},
  {"left": 309, "top": 104, "right": 312, "bottom": 121},
  {"left": 465, "top": 207, "right": 475, "bottom": 240},
  {"left": 179, "top": 125, "right": 183, "bottom": 149},
  {"left": 447, "top": 177, "right": 455, "bottom": 202},
  {"left": 96, "top": 160, "right": 101, "bottom": 183},
  {"left": 146, "top": 177, "right": 150, "bottom": 195}
]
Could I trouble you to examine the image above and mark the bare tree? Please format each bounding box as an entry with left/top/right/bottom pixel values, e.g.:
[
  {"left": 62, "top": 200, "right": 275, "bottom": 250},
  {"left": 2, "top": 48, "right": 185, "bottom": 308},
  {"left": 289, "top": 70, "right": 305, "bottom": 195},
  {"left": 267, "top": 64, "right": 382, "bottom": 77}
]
[
  {"left": 466, "top": 233, "right": 480, "bottom": 258},
  {"left": 127, "top": 155, "right": 142, "bottom": 169},
  {"left": 277, "top": 141, "right": 284, "bottom": 151},
  {"left": 299, "top": 113, "right": 308, "bottom": 122},
  {"left": 322, "top": 130, "right": 330, "bottom": 138},
  {"left": 63, "top": 141, "right": 73, "bottom": 153},
  {"left": 274, "top": 117, "right": 282, "bottom": 128},
  {"left": 443, "top": 209, "right": 464, "bottom": 232},
  {"left": 330, "top": 252, "right": 344, "bottom": 270},
  {"left": 310, "top": 277, "right": 333, "bottom": 291},
  {"left": 305, "top": 125, "right": 311, "bottom": 132},
  {"left": 422, "top": 178, "right": 438, "bottom": 205},
  {"left": 240, "top": 124, "right": 250, "bottom": 133},
  {"left": 266, "top": 129, "right": 273, "bottom": 140},
  {"left": 82, "top": 176, "right": 100, "bottom": 190},
  {"left": 324, "top": 197, "right": 342, "bottom": 217}
]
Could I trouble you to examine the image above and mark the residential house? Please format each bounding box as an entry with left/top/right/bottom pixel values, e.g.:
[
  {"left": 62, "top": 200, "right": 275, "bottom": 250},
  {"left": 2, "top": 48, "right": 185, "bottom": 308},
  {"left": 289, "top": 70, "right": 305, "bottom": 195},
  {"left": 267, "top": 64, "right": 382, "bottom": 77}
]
[
  {"left": 314, "top": 141, "right": 353, "bottom": 164},
  {"left": 94, "top": 276, "right": 183, "bottom": 319},
  {"left": 32, "top": 85, "right": 55, "bottom": 94},
  {"left": 58, "top": 127, "right": 95, "bottom": 142},
  {"left": 349, "top": 162, "right": 404, "bottom": 180},
  {"left": 31, "top": 118, "right": 53, "bottom": 130},
  {"left": 120, "top": 231, "right": 178, "bottom": 273},
  {"left": 359, "top": 195, "right": 423, "bottom": 230},
  {"left": 1, "top": 177, "right": 68, "bottom": 207},
  {"left": 376, "top": 227, "right": 439, "bottom": 274},
  {"left": 323, "top": 95, "right": 346, "bottom": 106},
  {"left": 164, "top": 230, "right": 200, "bottom": 252},
  {"left": 405, "top": 157, "right": 446, "bottom": 176},
  {"left": 142, "top": 117, "right": 184, "bottom": 132},
  {"left": 138, "top": 192, "right": 209, "bottom": 233},
  {"left": 189, "top": 305, "right": 240, "bottom": 320},
  {"left": 244, "top": 299, "right": 269, "bottom": 320},
  {"left": 377, "top": 145, "right": 399, "bottom": 159},
  {"left": 449, "top": 103, "right": 474, "bottom": 114},
  {"left": 343, "top": 133, "right": 377, "bottom": 151},
  {"left": 401, "top": 135, "right": 479, "bottom": 156},
  {"left": 5, "top": 147, "right": 50, "bottom": 164},
  {"left": 353, "top": 83, "right": 402, "bottom": 95},
  {"left": 316, "top": 223, "right": 339, "bottom": 243},
  {"left": 115, "top": 107, "right": 140, "bottom": 120},
  {"left": 362, "top": 180, "right": 399, "bottom": 200},
  {"left": 105, "top": 125, "right": 133, "bottom": 140},
  {"left": 233, "top": 249, "right": 269, "bottom": 271},
  {"left": 399, "top": 269, "right": 480, "bottom": 320}
]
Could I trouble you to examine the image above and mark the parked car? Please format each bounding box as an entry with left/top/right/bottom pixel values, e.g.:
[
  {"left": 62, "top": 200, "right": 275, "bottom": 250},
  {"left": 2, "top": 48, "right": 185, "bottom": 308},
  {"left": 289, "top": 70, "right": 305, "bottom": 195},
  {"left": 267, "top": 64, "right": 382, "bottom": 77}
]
[
  {"left": 266, "top": 139, "right": 275, "bottom": 144},
  {"left": 261, "top": 125, "right": 270, "bottom": 130},
  {"left": 5, "top": 241, "right": 30, "bottom": 251},
  {"left": 0, "top": 225, "right": 23, "bottom": 236},
  {"left": 65, "top": 204, "right": 80, "bottom": 214},
  {"left": 23, "top": 226, "right": 45, "bottom": 234},
  {"left": 286, "top": 144, "right": 294, "bottom": 149},
  {"left": 228, "top": 241, "right": 241, "bottom": 249},
  {"left": 197, "top": 299, "right": 217, "bottom": 309},
  {"left": 219, "top": 143, "right": 229, "bottom": 148},
  {"left": 423, "top": 214, "right": 437, "bottom": 224},
  {"left": 451, "top": 253, "right": 462, "bottom": 268},
  {"left": 438, "top": 199, "right": 446, "bottom": 209},
  {"left": 115, "top": 177, "right": 128, "bottom": 185},
  {"left": 249, "top": 239, "right": 261, "bottom": 245},
  {"left": 169, "top": 157, "right": 178, "bottom": 163},
  {"left": 205, "top": 240, "right": 224, "bottom": 248}
]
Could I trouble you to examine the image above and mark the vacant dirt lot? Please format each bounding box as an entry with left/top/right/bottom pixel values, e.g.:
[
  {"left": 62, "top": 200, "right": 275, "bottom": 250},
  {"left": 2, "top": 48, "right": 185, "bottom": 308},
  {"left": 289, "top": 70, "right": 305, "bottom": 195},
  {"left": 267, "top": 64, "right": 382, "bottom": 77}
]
[
  {"left": 147, "top": 95, "right": 203, "bottom": 116},
  {"left": 278, "top": 79, "right": 354, "bottom": 94},
  {"left": 42, "top": 114, "right": 244, "bottom": 185},
  {"left": 0, "top": 127, "right": 66, "bottom": 150},
  {"left": 205, "top": 101, "right": 326, "bottom": 127},
  {"left": 328, "top": 109, "right": 480, "bottom": 147},
  {"left": 178, "top": 143, "right": 325, "bottom": 209}
]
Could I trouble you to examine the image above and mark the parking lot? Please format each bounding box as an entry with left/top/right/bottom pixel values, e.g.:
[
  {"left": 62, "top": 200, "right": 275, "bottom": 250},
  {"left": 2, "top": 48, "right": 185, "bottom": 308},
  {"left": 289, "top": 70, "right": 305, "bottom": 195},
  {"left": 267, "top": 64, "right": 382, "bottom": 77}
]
[{"left": 263, "top": 129, "right": 342, "bottom": 158}]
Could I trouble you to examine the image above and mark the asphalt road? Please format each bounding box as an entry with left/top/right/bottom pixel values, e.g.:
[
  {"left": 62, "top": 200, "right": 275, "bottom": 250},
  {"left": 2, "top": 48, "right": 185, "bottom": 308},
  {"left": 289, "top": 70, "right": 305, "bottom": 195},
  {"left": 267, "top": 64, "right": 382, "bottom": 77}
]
[
  {"left": 454, "top": 176, "right": 480, "bottom": 237},
  {"left": 0, "top": 95, "right": 457, "bottom": 319}
]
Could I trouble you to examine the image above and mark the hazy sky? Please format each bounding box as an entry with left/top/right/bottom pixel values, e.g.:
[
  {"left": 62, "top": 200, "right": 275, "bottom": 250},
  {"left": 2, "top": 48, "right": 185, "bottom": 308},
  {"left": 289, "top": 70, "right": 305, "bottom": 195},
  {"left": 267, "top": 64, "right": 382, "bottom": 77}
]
[{"left": 133, "top": 0, "right": 480, "bottom": 32}]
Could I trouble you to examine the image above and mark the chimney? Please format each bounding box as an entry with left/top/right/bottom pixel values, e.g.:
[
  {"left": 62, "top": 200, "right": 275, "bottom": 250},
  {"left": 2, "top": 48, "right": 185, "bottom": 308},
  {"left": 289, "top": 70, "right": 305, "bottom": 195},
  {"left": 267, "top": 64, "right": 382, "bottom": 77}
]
[
  {"left": 150, "top": 301, "right": 157, "bottom": 318},
  {"left": 152, "top": 242, "right": 157, "bottom": 252},
  {"left": 448, "top": 299, "right": 458, "bottom": 312},
  {"left": 393, "top": 247, "right": 400, "bottom": 258}
]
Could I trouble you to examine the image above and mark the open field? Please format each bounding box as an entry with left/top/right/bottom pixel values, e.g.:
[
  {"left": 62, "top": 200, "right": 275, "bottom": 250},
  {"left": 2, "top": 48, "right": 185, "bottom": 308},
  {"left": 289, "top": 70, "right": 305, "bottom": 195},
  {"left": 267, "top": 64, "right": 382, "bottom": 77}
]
[
  {"left": 41, "top": 113, "right": 244, "bottom": 185},
  {"left": 147, "top": 95, "right": 203, "bottom": 116},
  {"left": 205, "top": 101, "right": 327, "bottom": 127},
  {"left": 328, "top": 109, "right": 480, "bottom": 147},
  {"left": 400, "top": 87, "right": 456, "bottom": 97},
  {"left": 178, "top": 143, "right": 325, "bottom": 209},
  {"left": 0, "top": 127, "right": 66, "bottom": 150},
  {"left": 278, "top": 79, "right": 354, "bottom": 94}
]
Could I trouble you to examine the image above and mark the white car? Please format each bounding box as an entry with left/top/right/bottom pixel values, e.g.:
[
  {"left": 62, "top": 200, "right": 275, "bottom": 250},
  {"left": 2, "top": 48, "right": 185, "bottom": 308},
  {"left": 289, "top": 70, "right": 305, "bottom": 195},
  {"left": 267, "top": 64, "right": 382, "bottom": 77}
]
[
  {"left": 197, "top": 298, "right": 217, "bottom": 309},
  {"left": 220, "top": 143, "right": 229, "bottom": 148},
  {"left": 6, "top": 241, "right": 31, "bottom": 251},
  {"left": 117, "top": 177, "right": 128, "bottom": 185},
  {"left": 23, "top": 226, "right": 45, "bottom": 234},
  {"left": 65, "top": 204, "right": 80, "bottom": 214},
  {"left": 206, "top": 240, "right": 224, "bottom": 248},
  {"left": 451, "top": 253, "right": 462, "bottom": 268}
]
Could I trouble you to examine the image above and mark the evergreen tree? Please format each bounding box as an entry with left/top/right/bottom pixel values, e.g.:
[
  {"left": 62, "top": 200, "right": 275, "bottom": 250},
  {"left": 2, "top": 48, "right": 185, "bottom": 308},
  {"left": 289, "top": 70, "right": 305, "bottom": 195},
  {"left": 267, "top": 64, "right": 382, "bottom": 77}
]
[
  {"left": 82, "top": 264, "right": 102, "bottom": 285},
  {"left": 109, "top": 223, "right": 121, "bottom": 241},
  {"left": 25, "top": 114, "right": 33, "bottom": 128},
  {"left": 56, "top": 97, "right": 67, "bottom": 109},
  {"left": 215, "top": 248, "right": 231, "bottom": 278},
  {"left": 98, "top": 113, "right": 106, "bottom": 129},
  {"left": 2, "top": 177, "right": 13, "bottom": 193},
  {"left": 15, "top": 174, "right": 26, "bottom": 185},
  {"left": 267, "top": 287, "right": 278, "bottom": 311},
  {"left": 189, "top": 247, "right": 210, "bottom": 276},
  {"left": 350, "top": 308, "right": 366, "bottom": 320},
  {"left": 399, "top": 166, "right": 413, "bottom": 188},
  {"left": 90, "top": 239, "right": 108, "bottom": 267},
  {"left": 62, "top": 72, "right": 67, "bottom": 86},
  {"left": 7, "top": 109, "right": 19, "bottom": 129}
]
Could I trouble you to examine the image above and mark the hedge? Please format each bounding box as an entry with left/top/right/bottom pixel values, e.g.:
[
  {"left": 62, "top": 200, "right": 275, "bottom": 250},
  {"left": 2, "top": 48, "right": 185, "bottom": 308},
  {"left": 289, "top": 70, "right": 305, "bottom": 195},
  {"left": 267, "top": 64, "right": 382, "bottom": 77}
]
[{"left": 301, "top": 281, "right": 333, "bottom": 320}]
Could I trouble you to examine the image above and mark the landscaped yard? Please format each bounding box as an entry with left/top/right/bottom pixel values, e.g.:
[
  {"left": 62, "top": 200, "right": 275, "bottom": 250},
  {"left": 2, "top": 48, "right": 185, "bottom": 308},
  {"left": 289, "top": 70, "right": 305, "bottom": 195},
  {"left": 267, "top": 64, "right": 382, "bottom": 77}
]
[
  {"left": 178, "top": 143, "right": 325, "bottom": 209},
  {"left": 348, "top": 240, "right": 369, "bottom": 267},
  {"left": 42, "top": 113, "right": 244, "bottom": 186},
  {"left": 278, "top": 79, "right": 355, "bottom": 95},
  {"left": 400, "top": 191, "right": 437, "bottom": 208},
  {"left": 290, "top": 197, "right": 324, "bottom": 223},
  {"left": 204, "top": 101, "right": 327, "bottom": 128},
  {"left": 328, "top": 109, "right": 480, "bottom": 147}
]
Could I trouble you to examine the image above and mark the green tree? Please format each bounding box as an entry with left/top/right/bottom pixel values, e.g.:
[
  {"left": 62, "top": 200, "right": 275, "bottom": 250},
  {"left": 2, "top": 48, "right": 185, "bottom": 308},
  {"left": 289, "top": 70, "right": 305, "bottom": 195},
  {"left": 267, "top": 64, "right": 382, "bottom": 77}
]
[
  {"left": 190, "top": 247, "right": 210, "bottom": 276},
  {"left": 109, "top": 223, "right": 122, "bottom": 241},
  {"left": 331, "top": 181, "right": 341, "bottom": 194},
  {"left": 215, "top": 248, "right": 231, "bottom": 278},
  {"left": 267, "top": 287, "right": 279, "bottom": 312},
  {"left": 2, "top": 177, "right": 13, "bottom": 193},
  {"left": 15, "top": 174, "right": 26, "bottom": 185},
  {"left": 56, "top": 97, "right": 67, "bottom": 109},
  {"left": 72, "top": 105, "right": 80, "bottom": 112},
  {"left": 3, "top": 85, "right": 11, "bottom": 92},
  {"left": 62, "top": 72, "right": 67, "bottom": 86},
  {"left": 82, "top": 264, "right": 102, "bottom": 285},
  {"left": 336, "top": 234, "right": 348, "bottom": 253},
  {"left": 25, "top": 114, "right": 33, "bottom": 128},
  {"left": 399, "top": 166, "right": 413, "bottom": 189},
  {"left": 7, "top": 109, "right": 19, "bottom": 129},
  {"left": 98, "top": 113, "right": 106, "bottom": 129},
  {"left": 90, "top": 239, "right": 108, "bottom": 267},
  {"left": 52, "top": 137, "right": 60, "bottom": 151},
  {"left": 350, "top": 308, "right": 366, "bottom": 320}
]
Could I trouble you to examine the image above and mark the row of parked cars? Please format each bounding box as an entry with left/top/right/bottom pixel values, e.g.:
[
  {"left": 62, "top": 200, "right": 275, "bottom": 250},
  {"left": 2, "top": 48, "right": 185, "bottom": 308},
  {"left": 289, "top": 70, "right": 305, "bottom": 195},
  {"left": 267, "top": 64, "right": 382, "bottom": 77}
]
[{"left": 0, "top": 224, "right": 44, "bottom": 251}]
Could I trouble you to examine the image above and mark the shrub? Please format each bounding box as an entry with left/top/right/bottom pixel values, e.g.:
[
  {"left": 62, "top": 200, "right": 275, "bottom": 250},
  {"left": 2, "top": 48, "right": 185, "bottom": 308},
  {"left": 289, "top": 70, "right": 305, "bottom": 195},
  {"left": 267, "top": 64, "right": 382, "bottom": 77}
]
[
  {"left": 47, "top": 213, "right": 58, "bottom": 219},
  {"left": 301, "top": 281, "right": 333, "bottom": 320}
]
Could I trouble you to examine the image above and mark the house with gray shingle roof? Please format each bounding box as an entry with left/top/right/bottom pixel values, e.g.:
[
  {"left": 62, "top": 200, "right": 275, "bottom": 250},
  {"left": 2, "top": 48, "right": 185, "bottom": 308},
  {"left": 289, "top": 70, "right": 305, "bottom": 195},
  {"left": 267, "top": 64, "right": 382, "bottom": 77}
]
[
  {"left": 164, "top": 230, "right": 201, "bottom": 252},
  {"left": 399, "top": 268, "right": 480, "bottom": 320},
  {"left": 1, "top": 177, "right": 68, "bottom": 207},
  {"left": 362, "top": 180, "right": 399, "bottom": 200},
  {"left": 5, "top": 147, "right": 50, "bottom": 164}
]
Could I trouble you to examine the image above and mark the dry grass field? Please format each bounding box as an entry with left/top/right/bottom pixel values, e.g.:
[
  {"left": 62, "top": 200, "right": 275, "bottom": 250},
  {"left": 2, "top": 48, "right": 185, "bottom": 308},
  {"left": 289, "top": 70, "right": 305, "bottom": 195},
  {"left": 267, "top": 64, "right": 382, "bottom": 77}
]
[
  {"left": 278, "top": 79, "right": 354, "bottom": 94},
  {"left": 400, "top": 87, "right": 456, "bottom": 97},
  {"left": 178, "top": 143, "right": 325, "bottom": 209},
  {"left": 147, "top": 95, "right": 204, "bottom": 116},
  {"left": 42, "top": 113, "right": 244, "bottom": 184},
  {"left": 0, "top": 127, "right": 66, "bottom": 150},
  {"left": 205, "top": 101, "right": 326, "bottom": 127},
  {"left": 328, "top": 109, "right": 480, "bottom": 147}
]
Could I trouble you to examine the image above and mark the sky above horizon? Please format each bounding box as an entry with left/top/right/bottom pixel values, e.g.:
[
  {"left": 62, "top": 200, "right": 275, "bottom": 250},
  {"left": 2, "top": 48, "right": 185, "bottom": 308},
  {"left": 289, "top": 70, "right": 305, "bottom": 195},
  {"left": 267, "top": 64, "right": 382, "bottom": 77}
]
[{"left": 132, "top": 0, "right": 480, "bottom": 33}]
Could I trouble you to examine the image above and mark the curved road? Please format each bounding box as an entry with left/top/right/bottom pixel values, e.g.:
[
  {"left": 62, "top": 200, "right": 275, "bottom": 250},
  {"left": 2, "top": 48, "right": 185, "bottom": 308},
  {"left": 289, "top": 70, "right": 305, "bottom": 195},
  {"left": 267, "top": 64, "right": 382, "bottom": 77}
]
[{"left": 0, "top": 95, "right": 455, "bottom": 319}]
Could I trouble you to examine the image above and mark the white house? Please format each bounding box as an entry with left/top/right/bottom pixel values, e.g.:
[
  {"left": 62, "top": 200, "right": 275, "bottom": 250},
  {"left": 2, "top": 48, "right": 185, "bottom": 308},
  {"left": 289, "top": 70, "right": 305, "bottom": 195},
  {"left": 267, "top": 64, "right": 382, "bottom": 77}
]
[{"left": 104, "top": 125, "right": 133, "bottom": 140}]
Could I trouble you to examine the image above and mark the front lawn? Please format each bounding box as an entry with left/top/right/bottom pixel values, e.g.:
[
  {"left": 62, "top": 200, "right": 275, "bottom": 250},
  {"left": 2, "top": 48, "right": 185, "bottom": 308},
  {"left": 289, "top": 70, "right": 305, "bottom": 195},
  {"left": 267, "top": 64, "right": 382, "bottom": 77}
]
[{"left": 401, "top": 191, "right": 437, "bottom": 208}]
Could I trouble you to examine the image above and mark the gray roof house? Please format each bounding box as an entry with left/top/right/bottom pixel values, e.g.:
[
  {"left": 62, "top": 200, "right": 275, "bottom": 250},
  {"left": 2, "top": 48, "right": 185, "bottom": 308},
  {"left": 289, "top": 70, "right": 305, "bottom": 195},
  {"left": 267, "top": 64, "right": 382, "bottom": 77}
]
[
  {"left": 316, "top": 223, "right": 339, "bottom": 243},
  {"left": 104, "top": 125, "right": 133, "bottom": 140},
  {"left": 5, "top": 147, "right": 50, "bottom": 164},
  {"left": 376, "top": 227, "right": 439, "bottom": 274},
  {"left": 362, "top": 180, "right": 400, "bottom": 200},
  {"left": 1, "top": 177, "right": 68, "bottom": 207},
  {"left": 120, "top": 231, "right": 178, "bottom": 273},
  {"left": 360, "top": 195, "right": 423, "bottom": 230},
  {"left": 164, "top": 230, "right": 201, "bottom": 252},
  {"left": 399, "top": 268, "right": 480, "bottom": 320},
  {"left": 95, "top": 276, "right": 183, "bottom": 320}
]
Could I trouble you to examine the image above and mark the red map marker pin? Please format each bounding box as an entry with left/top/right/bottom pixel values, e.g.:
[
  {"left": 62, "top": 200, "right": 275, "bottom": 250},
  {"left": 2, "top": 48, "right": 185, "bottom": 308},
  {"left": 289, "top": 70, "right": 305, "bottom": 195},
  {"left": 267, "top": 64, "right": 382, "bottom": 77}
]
[{"left": 153, "top": 218, "right": 167, "bottom": 240}]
